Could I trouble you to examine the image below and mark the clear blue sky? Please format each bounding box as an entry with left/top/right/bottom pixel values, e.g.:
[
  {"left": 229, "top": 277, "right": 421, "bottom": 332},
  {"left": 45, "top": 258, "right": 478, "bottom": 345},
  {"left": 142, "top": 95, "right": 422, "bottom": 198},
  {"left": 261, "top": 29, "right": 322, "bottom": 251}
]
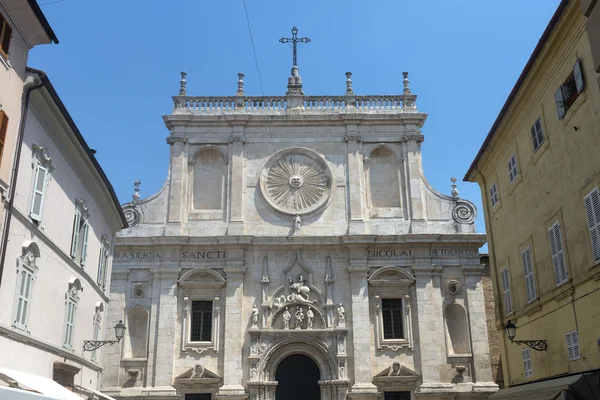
[{"left": 30, "top": 0, "right": 561, "bottom": 239}]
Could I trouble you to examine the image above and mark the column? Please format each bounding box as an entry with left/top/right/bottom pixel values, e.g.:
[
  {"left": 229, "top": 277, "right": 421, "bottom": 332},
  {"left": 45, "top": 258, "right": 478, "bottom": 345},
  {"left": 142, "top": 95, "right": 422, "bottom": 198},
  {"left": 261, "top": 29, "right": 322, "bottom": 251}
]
[
  {"left": 227, "top": 119, "right": 248, "bottom": 235},
  {"left": 217, "top": 263, "right": 247, "bottom": 399},
  {"left": 463, "top": 265, "right": 497, "bottom": 390},
  {"left": 152, "top": 269, "right": 180, "bottom": 389},
  {"left": 347, "top": 264, "right": 377, "bottom": 398},
  {"left": 413, "top": 265, "right": 452, "bottom": 392},
  {"left": 344, "top": 123, "right": 365, "bottom": 235}
]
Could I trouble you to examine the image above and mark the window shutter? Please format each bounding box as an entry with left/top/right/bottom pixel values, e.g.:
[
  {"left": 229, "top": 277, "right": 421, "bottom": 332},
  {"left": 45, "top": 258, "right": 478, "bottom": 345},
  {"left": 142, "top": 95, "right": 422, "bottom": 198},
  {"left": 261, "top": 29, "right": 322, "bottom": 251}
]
[
  {"left": 573, "top": 59, "right": 584, "bottom": 94},
  {"left": 70, "top": 210, "right": 81, "bottom": 258},
  {"left": 80, "top": 221, "right": 89, "bottom": 266},
  {"left": 584, "top": 188, "right": 600, "bottom": 261},
  {"left": 1, "top": 20, "right": 11, "bottom": 55},
  {"left": 555, "top": 87, "right": 566, "bottom": 119},
  {"left": 501, "top": 267, "right": 512, "bottom": 314},
  {"left": 0, "top": 111, "right": 8, "bottom": 164},
  {"left": 97, "top": 248, "right": 105, "bottom": 285},
  {"left": 566, "top": 331, "right": 581, "bottom": 360},
  {"left": 522, "top": 348, "right": 533, "bottom": 377},
  {"left": 549, "top": 222, "right": 568, "bottom": 285},
  {"left": 30, "top": 165, "right": 48, "bottom": 221},
  {"left": 522, "top": 248, "right": 536, "bottom": 302}
]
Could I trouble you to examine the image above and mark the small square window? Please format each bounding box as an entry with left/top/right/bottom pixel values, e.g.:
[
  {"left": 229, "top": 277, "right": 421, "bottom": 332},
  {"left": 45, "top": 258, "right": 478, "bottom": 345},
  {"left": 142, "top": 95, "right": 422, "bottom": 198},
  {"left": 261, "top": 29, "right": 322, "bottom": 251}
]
[
  {"left": 555, "top": 59, "right": 584, "bottom": 119},
  {"left": 530, "top": 119, "right": 545, "bottom": 152},
  {"left": 508, "top": 155, "right": 518, "bottom": 183},
  {"left": 490, "top": 183, "right": 499, "bottom": 207}
]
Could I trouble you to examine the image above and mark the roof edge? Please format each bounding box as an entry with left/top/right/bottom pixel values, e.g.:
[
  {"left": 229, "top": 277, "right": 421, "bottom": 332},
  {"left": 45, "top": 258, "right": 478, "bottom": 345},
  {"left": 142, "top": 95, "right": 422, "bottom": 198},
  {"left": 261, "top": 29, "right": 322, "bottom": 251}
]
[
  {"left": 463, "top": 0, "right": 569, "bottom": 182},
  {"left": 26, "top": 67, "right": 127, "bottom": 228},
  {"left": 26, "top": 0, "right": 59, "bottom": 44}
]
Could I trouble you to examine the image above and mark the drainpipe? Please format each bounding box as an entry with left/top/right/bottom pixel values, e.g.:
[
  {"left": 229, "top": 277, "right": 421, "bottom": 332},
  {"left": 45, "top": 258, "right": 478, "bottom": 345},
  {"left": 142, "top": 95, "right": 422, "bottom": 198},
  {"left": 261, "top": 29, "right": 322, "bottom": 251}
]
[
  {"left": 0, "top": 73, "right": 45, "bottom": 290},
  {"left": 474, "top": 165, "right": 512, "bottom": 386}
]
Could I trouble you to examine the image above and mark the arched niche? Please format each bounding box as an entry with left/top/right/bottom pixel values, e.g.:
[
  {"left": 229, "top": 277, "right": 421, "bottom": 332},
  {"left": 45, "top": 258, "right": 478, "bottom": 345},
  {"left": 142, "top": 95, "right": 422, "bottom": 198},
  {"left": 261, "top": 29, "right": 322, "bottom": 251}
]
[
  {"left": 364, "top": 146, "right": 402, "bottom": 209},
  {"left": 444, "top": 303, "right": 471, "bottom": 355},
  {"left": 122, "top": 307, "right": 149, "bottom": 359},
  {"left": 191, "top": 147, "right": 227, "bottom": 210}
]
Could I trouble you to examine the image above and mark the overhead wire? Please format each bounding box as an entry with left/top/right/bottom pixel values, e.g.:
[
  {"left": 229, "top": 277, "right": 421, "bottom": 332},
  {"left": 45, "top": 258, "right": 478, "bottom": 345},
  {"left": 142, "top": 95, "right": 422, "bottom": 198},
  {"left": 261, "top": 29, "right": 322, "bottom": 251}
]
[{"left": 242, "top": 0, "right": 265, "bottom": 96}]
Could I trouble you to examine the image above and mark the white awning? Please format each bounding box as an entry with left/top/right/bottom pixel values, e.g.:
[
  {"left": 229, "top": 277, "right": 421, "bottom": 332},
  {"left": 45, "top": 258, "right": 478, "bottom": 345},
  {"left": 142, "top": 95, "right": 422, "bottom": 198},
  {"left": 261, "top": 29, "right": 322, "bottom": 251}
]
[
  {"left": 0, "top": 368, "right": 83, "bottom": 400},
  {"left": 0, "top": 386, "right": 63, "bottom": 400},
  {"left": 74, "top": 385, "right": 117, "bottom": 400},
  {"left": 490, "top": 371, "right": 600, "bottom": 400}
]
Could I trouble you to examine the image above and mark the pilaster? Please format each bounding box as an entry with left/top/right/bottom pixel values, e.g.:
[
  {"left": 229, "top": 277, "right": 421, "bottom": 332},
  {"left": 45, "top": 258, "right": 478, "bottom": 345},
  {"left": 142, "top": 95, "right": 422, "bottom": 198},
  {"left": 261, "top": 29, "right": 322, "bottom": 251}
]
[
  {"left": 217, "top": 263, "right": 247, "bottom": 398},
  {"left": 463, "top": 264, "right": 496, "bottom": 388},
  {"left": 402, "top": 131, "right": 426, "bottom": 221},
  {"left": 347, "top": 263, "right": 377, "bottom": 397},
  {"left": 345, "top": 126, "right": 365, "bottom": 235},
  {"left": 166, "top": 136, "right": 187, "bottom": 225},
  {"left": 228, "top": 121, "right": 247, "bottom": 235}
]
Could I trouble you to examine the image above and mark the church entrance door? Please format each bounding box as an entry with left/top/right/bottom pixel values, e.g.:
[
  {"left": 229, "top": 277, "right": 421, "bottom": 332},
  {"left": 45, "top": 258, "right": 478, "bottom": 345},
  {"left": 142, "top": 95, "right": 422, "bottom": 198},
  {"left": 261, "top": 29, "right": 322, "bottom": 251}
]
[{"left": 275, "top": 354, "right": 320, "bottom": 400}]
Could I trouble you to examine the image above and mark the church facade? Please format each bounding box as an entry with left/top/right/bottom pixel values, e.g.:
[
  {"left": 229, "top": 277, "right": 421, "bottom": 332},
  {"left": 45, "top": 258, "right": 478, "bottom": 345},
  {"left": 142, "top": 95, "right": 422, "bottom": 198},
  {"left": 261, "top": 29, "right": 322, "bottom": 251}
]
[{"left": 101, "top": 62, "right": 498, "bottom": 400}]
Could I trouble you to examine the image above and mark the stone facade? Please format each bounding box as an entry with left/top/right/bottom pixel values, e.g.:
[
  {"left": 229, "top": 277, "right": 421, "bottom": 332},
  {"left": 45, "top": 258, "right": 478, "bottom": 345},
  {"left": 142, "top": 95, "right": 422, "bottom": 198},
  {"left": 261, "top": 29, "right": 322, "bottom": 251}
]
[{"left": 103, "top": 68, "right": 497, "bottom": 400}]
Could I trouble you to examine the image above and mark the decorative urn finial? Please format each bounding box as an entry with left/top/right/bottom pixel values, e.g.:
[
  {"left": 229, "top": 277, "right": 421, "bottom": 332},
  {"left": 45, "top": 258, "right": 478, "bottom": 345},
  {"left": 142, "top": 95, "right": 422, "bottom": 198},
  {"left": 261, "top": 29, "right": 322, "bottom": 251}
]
[
  {"left": 236, "top": 73, "right": 245, "bottom": 96},
  {"left": 133, "top": 180, "right": 141, "bottom": 203},
  {"left": 345, "top": 72, "right": 354, "bottom": 96},
  {"left": 402, "top": 72, "right": 411, "bottom": 95},
  {"left": 179, "top": 72, "right": 187, "bottom": 96},
  {"left": 451, "top": 177, "right": 459, "bottom": 199}
]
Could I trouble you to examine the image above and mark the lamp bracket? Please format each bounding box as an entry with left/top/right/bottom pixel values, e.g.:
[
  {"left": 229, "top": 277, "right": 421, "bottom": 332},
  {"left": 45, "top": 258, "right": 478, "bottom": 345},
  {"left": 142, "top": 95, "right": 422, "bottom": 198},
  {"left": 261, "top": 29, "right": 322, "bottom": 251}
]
[
  {"left": 83, "top": 340, "right": 119, "bottom": 352},
  {"left": 511, "top": 339, "right": 547, "bottom": 351}
]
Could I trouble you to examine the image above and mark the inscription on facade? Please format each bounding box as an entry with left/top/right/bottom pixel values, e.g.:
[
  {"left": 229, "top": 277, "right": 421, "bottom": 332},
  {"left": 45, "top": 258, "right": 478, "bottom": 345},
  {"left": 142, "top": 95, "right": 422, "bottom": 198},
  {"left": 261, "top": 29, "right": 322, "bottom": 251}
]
[
  {"left": 429, "top": 248, "right": 479, "bottom": 257},
  {"left": 366, "top": 248, "right": 479, "bottom": 259},
  {"left": 114, "top": 250, "right": 227, "bottom": 260},
  {"left": 367, "top": 249, "right": 412, "bottom": 258}
]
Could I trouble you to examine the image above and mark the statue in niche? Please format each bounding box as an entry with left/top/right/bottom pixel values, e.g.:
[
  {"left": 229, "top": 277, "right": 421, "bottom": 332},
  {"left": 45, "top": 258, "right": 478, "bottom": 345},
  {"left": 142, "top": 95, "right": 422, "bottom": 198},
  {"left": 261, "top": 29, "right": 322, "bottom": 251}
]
[
  {"left": 283, "top": 307, "right": 291, "bottom": 330},
  {"left": 251, "top": 339, "right": 258, "bottom": 355},
  {"left": 292, "top": 215, "right": 301, "bottom": 235},
  {"left": 338, "top": 336, "right": 345, "bottom": 353},
  {"left": 339, "top": 362, "right": 345, "bottom": 379},
  {"left": 251, "top": 304, "right": 259, "bottom": 327},
  {"left": 295, "top": 307, "right": 304, "bottom": 329},
  {"left": 306, "top": 308, "right": 314, "bottom": 329},
  {"left": 337, "top": 303, "right": 346, "bottom": 327}
]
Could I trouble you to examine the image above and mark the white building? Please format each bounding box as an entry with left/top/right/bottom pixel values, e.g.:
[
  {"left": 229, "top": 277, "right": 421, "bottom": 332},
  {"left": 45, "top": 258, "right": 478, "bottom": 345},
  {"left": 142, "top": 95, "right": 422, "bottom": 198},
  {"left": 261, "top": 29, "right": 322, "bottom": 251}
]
[
  {"left": 102, "top": 58, "right": 498, "bottom": 400},
  {"left": 0, "top": 69, "right": 127, "bottom": 399}
]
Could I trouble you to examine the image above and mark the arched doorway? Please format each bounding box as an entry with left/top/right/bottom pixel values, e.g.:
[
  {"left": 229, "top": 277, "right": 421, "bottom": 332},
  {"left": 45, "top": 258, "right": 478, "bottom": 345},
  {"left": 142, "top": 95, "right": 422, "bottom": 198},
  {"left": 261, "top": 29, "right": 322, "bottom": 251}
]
[{"left": 275, "top": 354, "right": 320, "bottom": 400}]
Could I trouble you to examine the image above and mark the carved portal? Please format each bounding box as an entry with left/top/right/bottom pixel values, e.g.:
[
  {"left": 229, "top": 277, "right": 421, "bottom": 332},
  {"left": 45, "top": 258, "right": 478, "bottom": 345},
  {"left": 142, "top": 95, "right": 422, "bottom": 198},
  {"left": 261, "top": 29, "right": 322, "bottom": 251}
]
[{"left": 259, "top": 148, "right": 334, "bottom": 216}]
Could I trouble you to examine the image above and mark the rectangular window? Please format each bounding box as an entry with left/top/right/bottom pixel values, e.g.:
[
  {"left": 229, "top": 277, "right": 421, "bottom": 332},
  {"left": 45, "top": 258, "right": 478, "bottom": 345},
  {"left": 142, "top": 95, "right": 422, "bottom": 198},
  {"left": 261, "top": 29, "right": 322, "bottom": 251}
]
[
  {"left": 30, "top": 164, "right": 48, "bottom": 222},
  {"left": 583, "top": 187, "right": 600, "bottom": 262},
  {"left": 384, "top": 393, "right": 411, "bottom": 400},
  {"left": 91, "top": 319, "right": 100, "bottom": 361},
  {"left": 530, "top": 118, "right": 545, "bottom": 152},
  {"left": 490, "top": 182, "right": 499, "bottom": 207},
  {"left": 508, "top": 155, "right": 518, "bottom": 183},
  {"left": 521, "top": 247, "right": 537, "bottom": 302},
  {"left": 548, "top": 221, "right": 569, "bottom": 285},
  {"left": 0, "top": 110, "right": 8, "bottom": 167},
  {"left": 190, "top": 301, "right": 212, "bottom": 342},
  {"left": 97, "top": 247, "right": 108, "bottom": 289},
  {"left": 522, "top": 348, "right": 533, "bottom": 377},
  {"left": 381, "top": 298, "right": 403, "bottom": 340},
  {"left": 14, "top": 269, "right": 33, "bottom": 329},
  {"left": 0, "top": 12, "right": 12, "bottom": 58},
  {"left": 566, "top": 330, "right": 581, "bottom": 360},
  {"left": 500, "top": 267, "right": 513, "bottom": 315},
  {"left": 555, "top": 59, "right": 584, "bottom": 119},
  {"left": 63, "top": 299, "right": 76, "bottom": 348},
  {"left": 70, "top": 209, "right": 89, "bottom": 267}
]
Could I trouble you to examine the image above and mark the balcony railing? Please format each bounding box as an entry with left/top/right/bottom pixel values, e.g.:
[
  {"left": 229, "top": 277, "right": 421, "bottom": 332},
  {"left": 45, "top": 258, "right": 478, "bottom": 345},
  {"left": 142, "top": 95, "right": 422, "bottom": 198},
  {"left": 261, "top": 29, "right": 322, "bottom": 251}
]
[{"left": 172, "top": 94, "right": 417, "bottom": 114}]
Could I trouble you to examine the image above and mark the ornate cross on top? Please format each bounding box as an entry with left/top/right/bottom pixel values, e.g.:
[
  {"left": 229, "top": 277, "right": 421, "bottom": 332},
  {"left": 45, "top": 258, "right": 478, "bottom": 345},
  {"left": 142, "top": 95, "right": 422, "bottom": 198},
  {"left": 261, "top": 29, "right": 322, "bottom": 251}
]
[{"left": 279, "top": 26, "right": 311, "bottom": 67}]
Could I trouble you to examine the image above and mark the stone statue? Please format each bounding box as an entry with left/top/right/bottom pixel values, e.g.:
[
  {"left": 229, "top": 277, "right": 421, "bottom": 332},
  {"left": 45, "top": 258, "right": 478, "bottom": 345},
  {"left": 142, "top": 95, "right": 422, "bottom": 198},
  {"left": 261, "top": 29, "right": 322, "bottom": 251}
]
[
  {"left": 295, "top": 307, "right": 304, "bottom": 329},
  {"left": 289, "top": 275, "right": 312, "bottom": 303},
  {"left": 337, "top": 303, "right": 345, "bottom": 327},
  {"left": 283, "top": 307, "right": 291, "bottom": 330},
  {"left": 292, "top": 215, "right": 301, "bottom": 235},
  {"left": 306, "top": 308, "right": 314, "bottom": 329},
  {"left": 338, "top": 336, "right": 345, "bottom": 353},
  {"left": 388, "top": 362, "right": 401, "bottom": 376},
  {"left": 251, "top": 304, "right": 259, "bottom": 327}
]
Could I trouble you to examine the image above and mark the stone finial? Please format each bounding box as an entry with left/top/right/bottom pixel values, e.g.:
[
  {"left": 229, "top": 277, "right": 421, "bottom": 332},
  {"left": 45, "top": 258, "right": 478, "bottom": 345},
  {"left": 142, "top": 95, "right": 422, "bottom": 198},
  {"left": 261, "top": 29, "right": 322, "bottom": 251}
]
[
  {"left": 237, "top": 73, "right": 245, "bottom": 96},
  {"left": 451, "top": 177, "right": 459, "bottom": 199},
  {"left": 345, "top": 72, "right": 354, "bottom": 96},
  {"left": 179, "top": 72, "right": 187, "bottom": 96},
  {"left": 287, "top": 66, "right": 304, "bottom": 96},
  {"left": 133, "top": 180, "right": 141, "bottom": 203},
  {"left": 402, "top": 72, "right": 411, "bottom": 95}
]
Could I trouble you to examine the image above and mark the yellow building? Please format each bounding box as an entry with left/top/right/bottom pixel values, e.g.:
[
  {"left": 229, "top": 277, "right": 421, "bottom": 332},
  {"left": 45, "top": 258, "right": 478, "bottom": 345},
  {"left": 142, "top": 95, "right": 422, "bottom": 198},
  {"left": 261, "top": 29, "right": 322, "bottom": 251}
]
[{"left": 464, "top": 0, "right": 600, "bottom": 397}]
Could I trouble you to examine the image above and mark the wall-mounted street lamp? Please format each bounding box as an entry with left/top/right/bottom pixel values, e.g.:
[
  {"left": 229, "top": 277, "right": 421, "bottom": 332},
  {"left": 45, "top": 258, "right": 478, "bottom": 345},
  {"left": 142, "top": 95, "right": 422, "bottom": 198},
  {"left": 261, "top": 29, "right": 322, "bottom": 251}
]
[
  {"left": 504, "top": 320, "right": 547, "bottom": 351},
  {"left": 83, "top": 321, "right": 126, "bottom": 352}
]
